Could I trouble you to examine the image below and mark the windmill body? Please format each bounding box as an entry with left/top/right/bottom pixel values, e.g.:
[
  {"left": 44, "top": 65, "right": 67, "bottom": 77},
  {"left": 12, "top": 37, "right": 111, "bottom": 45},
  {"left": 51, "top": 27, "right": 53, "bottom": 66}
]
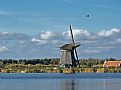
[
  {"left": 60, "top": 25, "right": 81, "bottom": 68},
  {"left": 60, "top": 43, "right": 80, "bottom": 67}
]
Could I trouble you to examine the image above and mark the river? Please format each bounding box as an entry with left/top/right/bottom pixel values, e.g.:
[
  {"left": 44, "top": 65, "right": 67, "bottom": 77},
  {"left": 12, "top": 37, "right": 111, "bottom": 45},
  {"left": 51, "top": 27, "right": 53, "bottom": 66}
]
[{"left": 0, "top": 73, "right": 121, "bottom": 90}]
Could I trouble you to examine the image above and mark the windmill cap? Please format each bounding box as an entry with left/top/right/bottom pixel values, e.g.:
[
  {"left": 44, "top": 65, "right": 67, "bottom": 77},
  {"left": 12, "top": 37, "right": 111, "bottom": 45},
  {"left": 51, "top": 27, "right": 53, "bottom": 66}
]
[{"left": 60, "top": 43, "right": 81, "bottom": 50}]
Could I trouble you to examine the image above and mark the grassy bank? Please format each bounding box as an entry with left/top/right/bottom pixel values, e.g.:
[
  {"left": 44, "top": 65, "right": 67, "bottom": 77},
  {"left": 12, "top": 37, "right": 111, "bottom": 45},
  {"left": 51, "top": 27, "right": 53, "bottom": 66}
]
[{"left": 1, "top": 64, "right": 121, "bottom": 73}]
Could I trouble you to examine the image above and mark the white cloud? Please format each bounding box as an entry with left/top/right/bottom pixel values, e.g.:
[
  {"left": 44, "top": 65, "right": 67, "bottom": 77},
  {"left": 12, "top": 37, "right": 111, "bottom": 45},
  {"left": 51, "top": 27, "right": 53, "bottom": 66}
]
[
  {"left": 31, "top": 31, "right": 57, "bottom": 45},
  {"left": 31, "top": 28, "right": 121, "bottom": 47},
  {"left": 0, "top": 9, "right": 30, "bottom": 16},
  {"left": 82, "top": 45, "right": 114, "bottom": 54},
  {"left": 0, "top": 46, "right": 9, "bottom": 52},
  {"left": 83, "top": 49, "right": 100, "bottom": 53},
  {"left": 62, "top": 29, "right": 91, "bottom": 39},
  {"left": 51, "top": 40, "right": 59, "bottom": 44},
  {"left": 73, "top": 29, "right": 90, "bottom": 36},
  {"left": 116, "top": 38, "right": 121, "bottom": 43},
  {"left": 32, "top": 38, "right": 47, "bottom": 45},
  {"left": 0, "top": 32, "right": 29, "bottom": 40},
  {"left": 40, "top": 31, "right": 55, "bottom": 39},
  {"left": 97, "top": 28, "right": 120, "bottom": 37},
  {"left": 97, "top": 46, "right": 114, "bottom": 49},
  {"left": 18, "top": 40, "right": 26, "bottom": 45},
  {"left": 0, "top": 32, "right": 12, "bottom": 35}
]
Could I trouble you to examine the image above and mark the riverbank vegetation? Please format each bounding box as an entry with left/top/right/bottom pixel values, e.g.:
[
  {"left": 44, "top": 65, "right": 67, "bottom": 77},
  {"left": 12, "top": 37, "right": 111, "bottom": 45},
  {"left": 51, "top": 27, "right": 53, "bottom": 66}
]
[{"left": 0, "top": 58, "right": 121, "bottom": 73}]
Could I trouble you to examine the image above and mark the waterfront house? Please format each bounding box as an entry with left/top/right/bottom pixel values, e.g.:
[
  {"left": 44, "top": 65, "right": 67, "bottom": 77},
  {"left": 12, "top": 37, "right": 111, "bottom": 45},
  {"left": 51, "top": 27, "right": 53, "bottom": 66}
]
[{"left": 103, "top": 61, "right": 121, "bottom": 67}]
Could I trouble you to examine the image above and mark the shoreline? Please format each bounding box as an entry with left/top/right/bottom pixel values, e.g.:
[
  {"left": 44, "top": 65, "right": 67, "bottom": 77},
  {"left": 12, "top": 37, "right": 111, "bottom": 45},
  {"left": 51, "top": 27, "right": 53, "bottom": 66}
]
[{"left": 1, "top": 66, "right": 121, "bottom": 73}]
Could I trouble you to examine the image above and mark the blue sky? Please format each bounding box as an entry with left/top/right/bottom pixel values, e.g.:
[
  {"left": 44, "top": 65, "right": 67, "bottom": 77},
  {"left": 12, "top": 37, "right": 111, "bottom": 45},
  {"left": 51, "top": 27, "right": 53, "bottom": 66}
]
[{"left": 0, "top": 0, "right": 121, "bottom": 59}]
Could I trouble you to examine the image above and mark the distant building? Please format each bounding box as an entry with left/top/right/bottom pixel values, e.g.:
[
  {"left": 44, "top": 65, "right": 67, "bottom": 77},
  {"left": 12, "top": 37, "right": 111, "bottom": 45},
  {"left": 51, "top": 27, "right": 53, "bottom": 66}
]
[{"left": 103, "top": 61, "right": 121, "bottom": 67}]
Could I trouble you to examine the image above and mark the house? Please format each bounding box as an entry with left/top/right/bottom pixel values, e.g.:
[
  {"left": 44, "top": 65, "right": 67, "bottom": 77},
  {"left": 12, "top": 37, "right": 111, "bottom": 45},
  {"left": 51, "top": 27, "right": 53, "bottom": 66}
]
[{"left": 103, "top": 61, "right": 121, "bottom": 67}]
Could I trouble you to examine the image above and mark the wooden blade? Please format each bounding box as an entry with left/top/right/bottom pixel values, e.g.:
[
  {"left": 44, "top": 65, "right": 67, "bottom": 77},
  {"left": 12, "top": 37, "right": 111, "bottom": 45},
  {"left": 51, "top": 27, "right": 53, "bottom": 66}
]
[
  {"left": 70, "top": 25, "right": 79, "bottom": 61},
  {"left": 70, "top": 25, "right": 75, "bottom": 44}
]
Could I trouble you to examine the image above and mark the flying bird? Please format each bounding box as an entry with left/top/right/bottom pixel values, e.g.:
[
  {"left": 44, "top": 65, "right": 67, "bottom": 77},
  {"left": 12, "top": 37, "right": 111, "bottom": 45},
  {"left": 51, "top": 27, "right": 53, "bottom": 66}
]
[{"left": 86, "top": 14, "right": 90, "bottom": 17}]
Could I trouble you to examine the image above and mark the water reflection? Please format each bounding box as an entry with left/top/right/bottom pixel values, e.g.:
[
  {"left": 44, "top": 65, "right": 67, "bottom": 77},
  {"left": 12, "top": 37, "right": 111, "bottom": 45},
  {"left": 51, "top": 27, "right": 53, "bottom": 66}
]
[
  {"left": 60, "top": 79, "right": 121, "bottom": 90},
  {"left": 60, "top": 79, "right": 79, "bottom": 90},
  {"left": 103, "top": 79, "right": 121, "bottom": 90}
]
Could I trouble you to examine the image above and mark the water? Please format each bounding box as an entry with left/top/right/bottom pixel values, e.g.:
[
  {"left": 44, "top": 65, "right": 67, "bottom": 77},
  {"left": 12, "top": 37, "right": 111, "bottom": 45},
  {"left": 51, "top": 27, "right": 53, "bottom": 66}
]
[{"left": 0, "top": 73, "right": 121, "bottom": 90}]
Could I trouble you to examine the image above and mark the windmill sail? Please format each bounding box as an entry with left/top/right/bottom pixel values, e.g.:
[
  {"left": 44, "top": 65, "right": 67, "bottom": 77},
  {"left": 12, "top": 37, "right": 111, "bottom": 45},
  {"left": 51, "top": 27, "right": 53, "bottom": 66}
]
[{"left": 70, "top": 25, "right": 79, "bottom": 61}]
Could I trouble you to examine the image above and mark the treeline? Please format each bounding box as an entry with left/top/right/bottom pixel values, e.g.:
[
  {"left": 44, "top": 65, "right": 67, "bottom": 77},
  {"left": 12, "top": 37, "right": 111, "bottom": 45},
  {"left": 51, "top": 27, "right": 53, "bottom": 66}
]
[
  {"left": 0, "top": 58, "right": 60, "bottom": 65},
  {"left": 0, "top": 58, "right": 119, "bottom": 67}
]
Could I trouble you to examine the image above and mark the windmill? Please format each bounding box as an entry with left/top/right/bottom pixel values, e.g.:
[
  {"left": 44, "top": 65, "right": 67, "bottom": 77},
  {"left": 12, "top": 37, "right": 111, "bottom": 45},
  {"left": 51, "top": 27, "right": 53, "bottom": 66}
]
[{"left": 60, "top": 25, "right": 81, "bottom": 68}]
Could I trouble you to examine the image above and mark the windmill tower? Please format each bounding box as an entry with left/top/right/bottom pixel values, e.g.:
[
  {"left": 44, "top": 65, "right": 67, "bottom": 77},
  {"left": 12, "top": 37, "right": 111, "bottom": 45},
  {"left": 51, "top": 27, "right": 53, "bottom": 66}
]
[{"left": 60, "top": 25, "right": 81, "bottom": 68}]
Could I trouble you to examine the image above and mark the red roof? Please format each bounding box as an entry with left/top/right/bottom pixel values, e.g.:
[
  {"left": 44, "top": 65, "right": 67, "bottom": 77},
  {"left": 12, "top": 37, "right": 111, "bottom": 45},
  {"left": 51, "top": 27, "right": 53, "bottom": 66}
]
[{"left": 103, "top": 61, "right": 121, "bottom": 67}]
